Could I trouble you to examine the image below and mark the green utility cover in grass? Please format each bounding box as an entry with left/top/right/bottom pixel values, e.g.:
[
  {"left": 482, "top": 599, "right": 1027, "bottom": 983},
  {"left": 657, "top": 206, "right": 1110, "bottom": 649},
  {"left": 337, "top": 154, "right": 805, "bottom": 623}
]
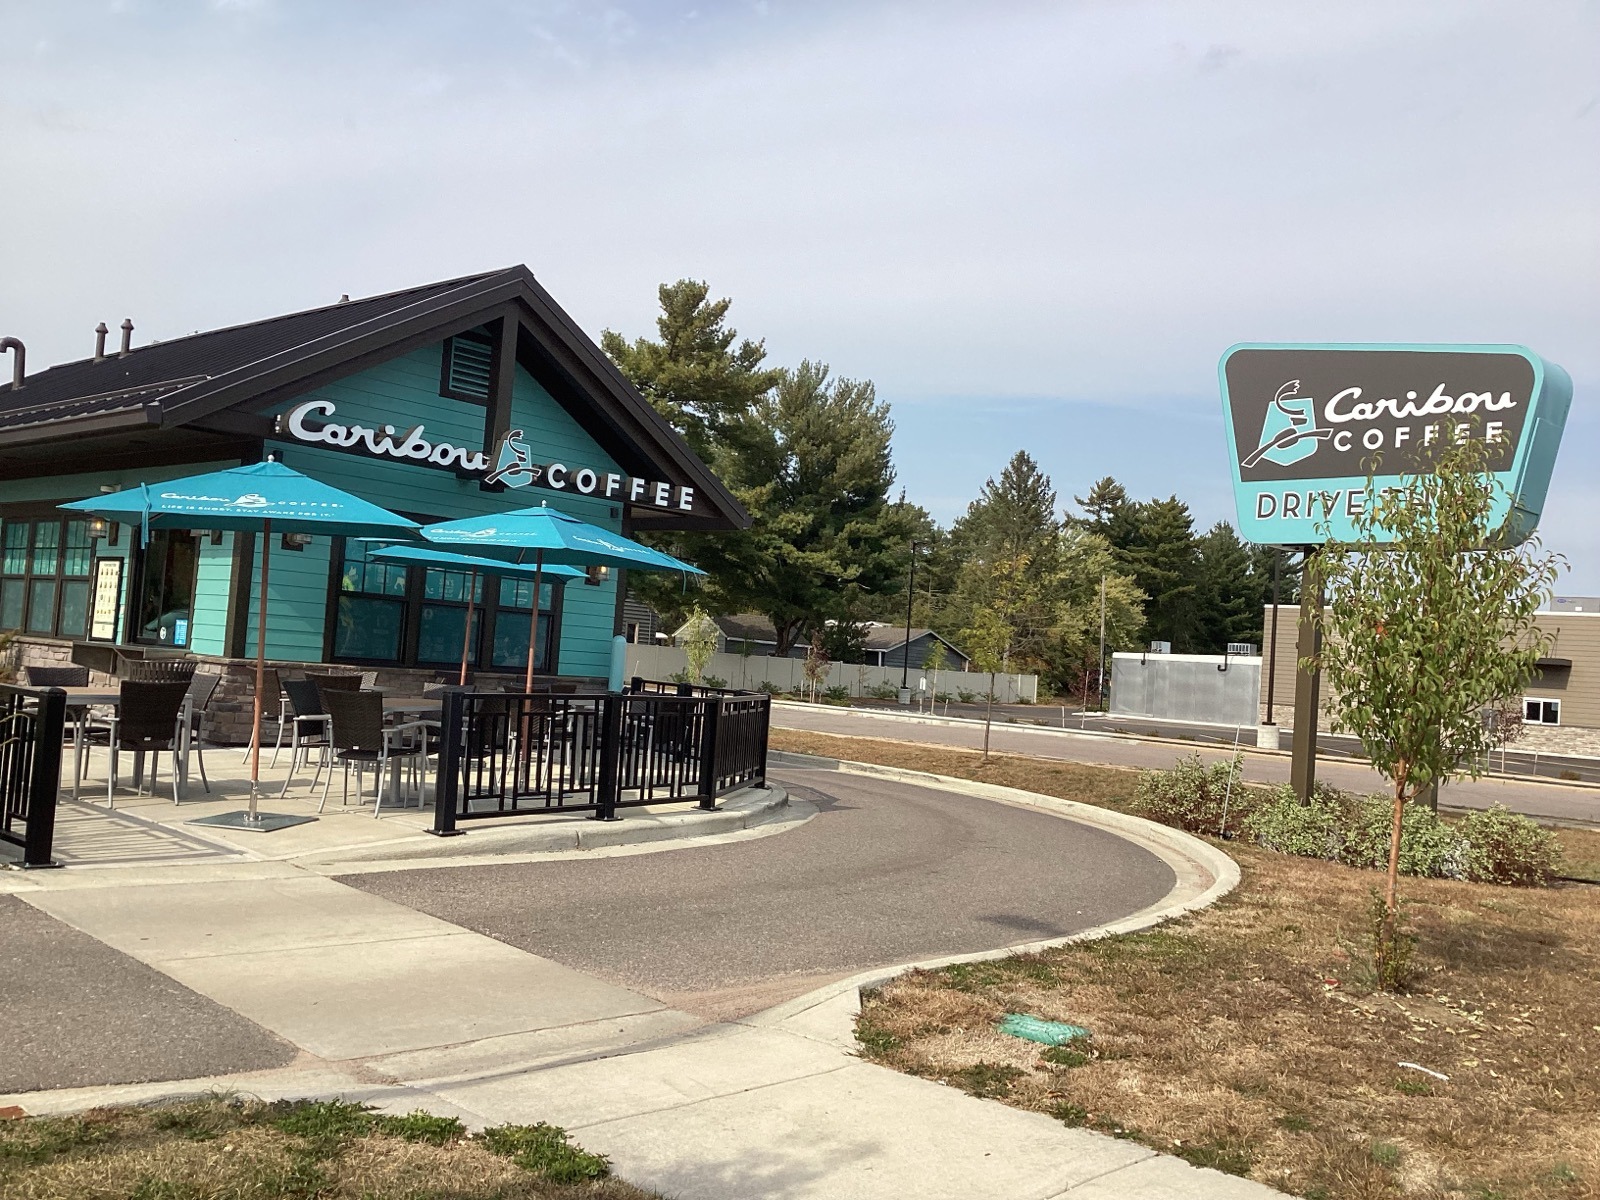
[{"left": 998, "top": 1013, "right": 1090, "bottom": 1045}]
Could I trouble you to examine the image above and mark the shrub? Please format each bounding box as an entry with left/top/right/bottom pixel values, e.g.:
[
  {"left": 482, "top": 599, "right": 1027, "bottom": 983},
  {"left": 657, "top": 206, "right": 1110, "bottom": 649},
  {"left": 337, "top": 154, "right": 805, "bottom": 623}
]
[
  {"left": 701, "top": 674, "right": 727, "bottom": 690},
  {"left": 1246, "top": 785, "right": 1468, "bottom": 879},
  {"left": 1340, "top": 794, "right": 1468, "bottom": 880},
  {"left": 1457, "top": 805, "right": 1560, "bottom": 886},
  {"left": 823, "top": 684, "right": 851, "bottom": 702},
  {"left": 866, "top": 682, "right": 901, "bottom": 700},
  {"left": 957, "top": 689, "right": 977, "bottom": 703},
  {"left": 756, "top": 680, "right": 783, "bottom": 695},
  {"left": 1245, "top": 784, "right": 1346, "bottom": 860},
  {"left": 1134, "top": 753, "right": 1245, "bottom": 834}
]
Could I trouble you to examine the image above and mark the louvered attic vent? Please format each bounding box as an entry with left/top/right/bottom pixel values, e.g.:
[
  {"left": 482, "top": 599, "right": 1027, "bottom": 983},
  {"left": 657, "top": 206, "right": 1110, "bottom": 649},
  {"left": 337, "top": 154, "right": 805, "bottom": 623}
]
[{"left": 441, "top": 333, "right": 493, "bottom": 402}]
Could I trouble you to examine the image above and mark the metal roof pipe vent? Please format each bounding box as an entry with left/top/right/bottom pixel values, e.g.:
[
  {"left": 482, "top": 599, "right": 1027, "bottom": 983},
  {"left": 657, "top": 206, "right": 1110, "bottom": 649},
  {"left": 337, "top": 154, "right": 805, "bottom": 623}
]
[
  {"left": 119, "top": 318, "right": 134, "bottom": 357},
  {"left": 93, "top": 322, "right": 108, "bottom": 362},
  {"left": 0, "top": 336, "right": 23, "bottom": 389}
]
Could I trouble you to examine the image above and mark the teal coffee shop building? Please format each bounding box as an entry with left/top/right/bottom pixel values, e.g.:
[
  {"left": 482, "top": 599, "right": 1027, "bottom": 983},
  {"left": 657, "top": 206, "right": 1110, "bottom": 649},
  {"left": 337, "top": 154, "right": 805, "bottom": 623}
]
[{"left": 0, "top": 267, "right": 746, "bottom": 741}]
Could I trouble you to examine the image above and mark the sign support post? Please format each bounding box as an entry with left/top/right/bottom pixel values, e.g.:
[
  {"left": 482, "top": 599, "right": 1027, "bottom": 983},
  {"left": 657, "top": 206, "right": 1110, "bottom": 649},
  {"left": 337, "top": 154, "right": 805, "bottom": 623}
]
[{"left": 1289, "top": 548, "right": 1322, "bottom": 803}]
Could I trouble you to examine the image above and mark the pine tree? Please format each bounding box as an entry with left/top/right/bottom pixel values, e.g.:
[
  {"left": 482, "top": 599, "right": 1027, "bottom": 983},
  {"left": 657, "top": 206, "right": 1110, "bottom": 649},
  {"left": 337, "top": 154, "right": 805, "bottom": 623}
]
[
  {"left": 1194, "top": 522, "right": 1259, "bottom": 652},
  {"left": 696, "top": 361, "right": 912, "bottom": 655},
  {"left": 1124, "top": 496, "right": 1201, "bottom": 650},
  {"left": 1074, "top": 476, "right": 1141, "bottom": 556},
  {"left": 601, "top": 280, "right": 780, "bottom": 461}
]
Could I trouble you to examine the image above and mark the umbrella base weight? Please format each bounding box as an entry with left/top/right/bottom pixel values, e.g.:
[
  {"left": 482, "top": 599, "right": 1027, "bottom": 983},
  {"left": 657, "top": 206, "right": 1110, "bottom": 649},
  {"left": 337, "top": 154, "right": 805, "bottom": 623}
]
[{"left": 188, "top": 811, "right": 318, "bottom": 833}]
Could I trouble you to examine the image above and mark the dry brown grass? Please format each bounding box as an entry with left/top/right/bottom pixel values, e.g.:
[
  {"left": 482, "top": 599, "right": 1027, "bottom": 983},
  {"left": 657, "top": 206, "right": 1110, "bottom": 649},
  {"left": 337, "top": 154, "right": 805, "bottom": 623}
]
[
  {"left": 0, "top": 1097, "right": 660, "bottom": 1200},
  {"left": 775, "top": 730, "right": 1600, "bottom": 1199}
]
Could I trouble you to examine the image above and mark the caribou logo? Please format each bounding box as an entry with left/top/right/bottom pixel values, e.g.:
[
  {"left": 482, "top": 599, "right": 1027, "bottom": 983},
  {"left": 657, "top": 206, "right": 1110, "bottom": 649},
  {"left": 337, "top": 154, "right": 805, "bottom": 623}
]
[{"left": 1242, "top": 380, "right": 1333, "bottom": 468}]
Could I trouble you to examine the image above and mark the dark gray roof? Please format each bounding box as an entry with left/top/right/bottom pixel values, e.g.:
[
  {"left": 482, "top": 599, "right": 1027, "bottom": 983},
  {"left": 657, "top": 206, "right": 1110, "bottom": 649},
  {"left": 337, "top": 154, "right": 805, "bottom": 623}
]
[
  {"left": 0, "top": 266, "right": 748, "bottom": 530},
  {"left": 0, "top": 272, "right": 498, "bottom": 432}
]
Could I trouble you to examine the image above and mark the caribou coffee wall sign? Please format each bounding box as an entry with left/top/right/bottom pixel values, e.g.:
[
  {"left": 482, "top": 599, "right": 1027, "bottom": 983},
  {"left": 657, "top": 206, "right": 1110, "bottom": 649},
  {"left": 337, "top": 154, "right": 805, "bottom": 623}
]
[
  {"left": 275, "top": 400, "right": 695, "bottom": 512},
  {"left": 1220, "top": 345, "right": 1571, "bottom": 548}
]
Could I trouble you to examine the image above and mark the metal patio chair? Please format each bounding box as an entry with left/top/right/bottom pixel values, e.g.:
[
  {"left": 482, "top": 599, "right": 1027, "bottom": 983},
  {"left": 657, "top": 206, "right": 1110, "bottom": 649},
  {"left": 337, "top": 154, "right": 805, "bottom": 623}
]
[
  {"left": 182, "top": 672, "right": 223, "bottom": 793},
  {"left": 278, "top": 678, "right": 333, "bottom": 797},
  {"left": 83, "top": 679, "right": 192, "bottom": 808},
  {"left": 240, "top": 667, "right": 294, "bottom": 766},
  {"left": 318, "top": 689, "right": 430, "bottom": 817}
]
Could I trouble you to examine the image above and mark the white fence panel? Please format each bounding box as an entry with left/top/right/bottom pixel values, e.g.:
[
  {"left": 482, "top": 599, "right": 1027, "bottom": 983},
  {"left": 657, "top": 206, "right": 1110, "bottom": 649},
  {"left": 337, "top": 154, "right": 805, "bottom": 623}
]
[{"left": 624, "top": 644, "right": 1038, "bottom": 703}]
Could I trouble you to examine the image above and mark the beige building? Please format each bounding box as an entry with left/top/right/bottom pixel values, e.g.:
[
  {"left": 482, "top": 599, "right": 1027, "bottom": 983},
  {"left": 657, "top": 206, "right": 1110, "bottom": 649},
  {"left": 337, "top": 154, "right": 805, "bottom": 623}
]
[{"left": 1260, "top": 597, "right": 1600, "bottom": 756}]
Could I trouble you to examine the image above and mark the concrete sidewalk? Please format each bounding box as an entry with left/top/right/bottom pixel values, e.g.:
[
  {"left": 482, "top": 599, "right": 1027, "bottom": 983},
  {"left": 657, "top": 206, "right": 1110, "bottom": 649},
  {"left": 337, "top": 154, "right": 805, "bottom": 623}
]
[{"left": 2, "top": 766, "right": 1280, "bottom": 1199}]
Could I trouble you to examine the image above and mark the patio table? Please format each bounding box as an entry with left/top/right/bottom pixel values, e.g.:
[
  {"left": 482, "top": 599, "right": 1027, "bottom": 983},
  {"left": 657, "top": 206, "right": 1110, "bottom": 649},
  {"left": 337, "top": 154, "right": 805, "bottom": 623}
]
[{"left": 59, "top": 686, "right": 194, "bottom": 803}]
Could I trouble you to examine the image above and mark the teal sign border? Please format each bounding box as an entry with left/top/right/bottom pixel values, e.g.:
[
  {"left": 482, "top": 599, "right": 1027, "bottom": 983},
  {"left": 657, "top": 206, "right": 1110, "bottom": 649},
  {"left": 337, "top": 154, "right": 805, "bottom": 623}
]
[{"left": 1219, "top": 343, "right": 1572, "bottom": 547}]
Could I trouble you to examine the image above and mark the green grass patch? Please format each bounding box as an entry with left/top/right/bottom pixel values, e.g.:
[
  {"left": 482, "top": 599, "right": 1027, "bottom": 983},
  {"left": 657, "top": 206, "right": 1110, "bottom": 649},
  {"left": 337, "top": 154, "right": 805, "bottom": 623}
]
[
  {"left": 480, "top": 1123, "right": 611, "bottom": 1184},
  {"left": 945, "top": 1062, "right": 1026, "bottom": 1099},
  {"left": 1039, "top": 1045, "right": 1090, "bottom": 1068}
]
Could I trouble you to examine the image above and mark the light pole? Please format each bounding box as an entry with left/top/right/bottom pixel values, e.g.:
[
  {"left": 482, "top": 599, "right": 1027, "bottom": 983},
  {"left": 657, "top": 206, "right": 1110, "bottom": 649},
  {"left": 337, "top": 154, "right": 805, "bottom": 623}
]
[
  {"left": 1096, "top": 573, "right": 1107, "bottom": 710},
  {"left": 901, "top": 540, "right": 921, "bottom": 695}
]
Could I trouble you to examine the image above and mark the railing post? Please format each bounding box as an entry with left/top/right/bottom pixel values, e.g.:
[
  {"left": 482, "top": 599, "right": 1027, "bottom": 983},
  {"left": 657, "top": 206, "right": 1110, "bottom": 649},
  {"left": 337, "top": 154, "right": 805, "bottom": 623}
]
[
  {"left": 697, "top": 696, "right": 722, "bottom": 809},
  {"left": 23, "top": 688, "right": 64, "bottom": 868},
  {"left": 593, "top": 692, "right": 623, "bottom": 820},
  {"left": 630, "top": 675, "right": 643, "bottom": 694},
  {"left": 430, "top": 689, "right": 464, "bottom": 836},
  {"left": 756, "top": 694, "right": 771, "bottom": 788}
]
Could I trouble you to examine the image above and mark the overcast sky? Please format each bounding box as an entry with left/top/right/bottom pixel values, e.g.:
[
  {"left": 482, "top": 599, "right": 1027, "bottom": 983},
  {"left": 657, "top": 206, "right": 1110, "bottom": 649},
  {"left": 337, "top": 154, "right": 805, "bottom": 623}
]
[{"left": 3, "top": 1, "right": 1596, "bottom": 587}]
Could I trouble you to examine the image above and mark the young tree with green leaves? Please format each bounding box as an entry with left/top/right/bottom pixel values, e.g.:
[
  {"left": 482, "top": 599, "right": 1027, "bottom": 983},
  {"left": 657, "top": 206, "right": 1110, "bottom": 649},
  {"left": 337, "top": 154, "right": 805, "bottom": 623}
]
[
  {"left": 958, "top": 551, "right": 1039, "bottom": 761},
  {"left": 1306, "top": 433, "right": 1561, "bottom": 987}
]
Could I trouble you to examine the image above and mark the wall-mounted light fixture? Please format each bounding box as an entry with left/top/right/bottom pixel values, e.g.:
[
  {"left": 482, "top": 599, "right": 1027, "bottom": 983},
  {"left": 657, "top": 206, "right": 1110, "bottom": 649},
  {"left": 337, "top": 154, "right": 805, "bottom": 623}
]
[
  {"left": 585, "top": 564, "right": 610, "bottom": 586},
  {"left": 282, "top": 531, "right": 314, "bottom": 550},
  {"left": 86, "top": 517, "right": 110, "bottom": 540},
  {"left": 209, "top": 530, "right": 224, "bottom": 546}
]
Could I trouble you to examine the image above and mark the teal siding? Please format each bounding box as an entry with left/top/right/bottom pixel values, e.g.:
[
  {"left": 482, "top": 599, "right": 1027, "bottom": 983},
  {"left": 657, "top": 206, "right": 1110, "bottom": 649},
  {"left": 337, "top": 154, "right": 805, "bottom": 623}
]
[
  {"left": 239, "top": 534, "right": 333, "bottom": 662},
  {"left": 189, "top": 533, "right": 235, "bottom": 656},
  {"left": 260, "top": 344, "right": 624, "bottom": 676}
]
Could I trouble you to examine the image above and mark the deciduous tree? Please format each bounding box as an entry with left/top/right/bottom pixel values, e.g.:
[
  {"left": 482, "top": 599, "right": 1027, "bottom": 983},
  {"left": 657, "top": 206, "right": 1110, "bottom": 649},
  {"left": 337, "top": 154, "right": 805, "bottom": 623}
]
[{"left": 1307, "top": 433, "right": 1562, "bottom": 987}]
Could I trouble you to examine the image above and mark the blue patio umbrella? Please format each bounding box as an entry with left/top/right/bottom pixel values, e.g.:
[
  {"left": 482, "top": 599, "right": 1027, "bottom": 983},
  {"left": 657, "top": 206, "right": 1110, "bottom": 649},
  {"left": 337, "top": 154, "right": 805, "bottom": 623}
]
[
  {"left": 367, "top": 545, "right": 584, "bottom": 686},
  {"left": 420, "top": 502, "right": 704, "bottom": 690},
  {"left": 62, "top": 460, "right": 420, "bottom": 829}
]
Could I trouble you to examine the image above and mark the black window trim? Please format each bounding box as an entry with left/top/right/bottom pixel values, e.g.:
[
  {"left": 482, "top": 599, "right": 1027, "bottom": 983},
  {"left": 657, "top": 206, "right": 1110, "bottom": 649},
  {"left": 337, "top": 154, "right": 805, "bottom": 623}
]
[
  {"left": 323, "top": 532, "right": 565, "bottom": 675},
  {"left": 0, "top": 502, "right": 98, "bottom": 642}
]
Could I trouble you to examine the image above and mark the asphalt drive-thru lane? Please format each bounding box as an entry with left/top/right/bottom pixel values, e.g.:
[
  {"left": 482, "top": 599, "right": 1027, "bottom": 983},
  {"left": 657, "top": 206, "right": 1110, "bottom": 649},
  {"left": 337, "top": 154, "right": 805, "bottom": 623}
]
[
  {"left": 775, "top": 704, "right": 1600, "bottom": 825},
  {"left": 343, "top": 766, "right": 1177, "bottom": 1019}
]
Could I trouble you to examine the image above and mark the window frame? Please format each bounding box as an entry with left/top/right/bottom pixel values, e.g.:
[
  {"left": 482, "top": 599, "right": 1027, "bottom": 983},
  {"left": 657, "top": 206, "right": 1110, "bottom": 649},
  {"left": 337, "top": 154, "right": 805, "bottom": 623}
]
[
  {"left": 324, "top": 533, "right": 565, "bottom": 675},
  {"left": 0, "top": 506, "right": 99, "bottom": 641},
  {"left": 1523, "top": 697, "right": 1561, "bottom": 726}
]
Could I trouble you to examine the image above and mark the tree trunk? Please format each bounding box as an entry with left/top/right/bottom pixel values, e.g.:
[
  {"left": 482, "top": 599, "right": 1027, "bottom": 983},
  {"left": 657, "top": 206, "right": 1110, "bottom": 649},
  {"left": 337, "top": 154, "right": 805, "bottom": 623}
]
[
  {"left": 982, "top": 671, "right": 996, "bottom": 763},
  {"left": 1383, "top": 774, "right": 1406, "bottom": 959}
]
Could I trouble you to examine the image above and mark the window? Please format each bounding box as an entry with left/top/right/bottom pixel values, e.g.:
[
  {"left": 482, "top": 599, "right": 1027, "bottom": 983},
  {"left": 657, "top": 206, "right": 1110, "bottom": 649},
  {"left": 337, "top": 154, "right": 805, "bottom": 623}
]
[
  {"left": 328, "top": 539, "right": 562, "bottom": 672},
  {"left": 134, "top": 530, "right": 199, "bottom": 647},
  {"left": 491, "top": 577, "right": 556, "bottom": 674},
  {"left": 0, "top": 515, "right": 95, "bottom": 639},
  {"left": 333, "top": 541, "right": 408, "bottom": 661},
  {"left": 1524, "top": 698, "right": 1561, "bottom": 726},
  {"left": 439, "top": 333, "right": 494, "bottom": 403},
  {"left": 416, "top": 566, "right": 484, "bottom": 665}
]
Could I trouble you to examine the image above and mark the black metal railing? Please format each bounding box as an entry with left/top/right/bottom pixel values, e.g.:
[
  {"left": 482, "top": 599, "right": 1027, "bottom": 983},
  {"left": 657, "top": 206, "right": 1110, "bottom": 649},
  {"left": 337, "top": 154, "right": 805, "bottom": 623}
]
[
  {"left": 0, "top": 683, "right": 65, "bottom": 868},
  {"left": 431, "top": 685, "right": 770, "bottom": 835}
]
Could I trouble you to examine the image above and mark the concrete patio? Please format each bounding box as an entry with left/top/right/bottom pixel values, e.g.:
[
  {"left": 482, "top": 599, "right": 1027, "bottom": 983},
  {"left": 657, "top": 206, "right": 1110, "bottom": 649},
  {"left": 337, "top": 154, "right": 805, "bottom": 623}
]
[{"left": 12, "top": 740, "right": 791, "bottom": 872}]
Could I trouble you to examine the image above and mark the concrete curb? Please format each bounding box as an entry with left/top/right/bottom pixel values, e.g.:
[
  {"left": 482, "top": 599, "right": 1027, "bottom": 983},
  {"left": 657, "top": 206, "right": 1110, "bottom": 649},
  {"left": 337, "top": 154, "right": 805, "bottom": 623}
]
[
  {"left": 284, "top": 784, "right": 791, "bottom": 870},
  {"left": 748, "top": 751, "right": 1240, "bottom": 1050}
]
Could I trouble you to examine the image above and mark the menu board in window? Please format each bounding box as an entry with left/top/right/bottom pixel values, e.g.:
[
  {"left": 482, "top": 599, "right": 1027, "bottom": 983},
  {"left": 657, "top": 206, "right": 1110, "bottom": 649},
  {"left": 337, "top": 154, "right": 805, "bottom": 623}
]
[{"left": 89, "top": 557, "right": 124, "bottom": 641}]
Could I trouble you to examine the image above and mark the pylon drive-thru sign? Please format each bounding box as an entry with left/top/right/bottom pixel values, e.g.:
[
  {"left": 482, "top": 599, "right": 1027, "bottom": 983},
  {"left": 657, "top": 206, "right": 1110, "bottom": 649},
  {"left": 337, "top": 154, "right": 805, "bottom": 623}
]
[{"left": 1220, "top": 344, "right": 1572, "bottom": 547}]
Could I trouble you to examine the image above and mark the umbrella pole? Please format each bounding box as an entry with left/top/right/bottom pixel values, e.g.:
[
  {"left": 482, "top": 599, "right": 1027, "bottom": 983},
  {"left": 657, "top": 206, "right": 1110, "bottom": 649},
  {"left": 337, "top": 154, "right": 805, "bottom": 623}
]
[
  {"left": 249, "top": 518, "right": 271, "bottom": 820},
  {"left": 459, "top": 570, "right": 477, "bottom": 687},
  {"left": 524, "top": 551, "right": 544, "bottom": 692}
]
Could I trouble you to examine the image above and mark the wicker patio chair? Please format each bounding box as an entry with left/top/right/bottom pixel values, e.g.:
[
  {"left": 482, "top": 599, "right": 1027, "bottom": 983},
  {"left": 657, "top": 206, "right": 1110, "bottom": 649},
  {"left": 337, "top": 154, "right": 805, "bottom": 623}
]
[{"left": 319, "top": 689, "right": 429, "bottom": 817}]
